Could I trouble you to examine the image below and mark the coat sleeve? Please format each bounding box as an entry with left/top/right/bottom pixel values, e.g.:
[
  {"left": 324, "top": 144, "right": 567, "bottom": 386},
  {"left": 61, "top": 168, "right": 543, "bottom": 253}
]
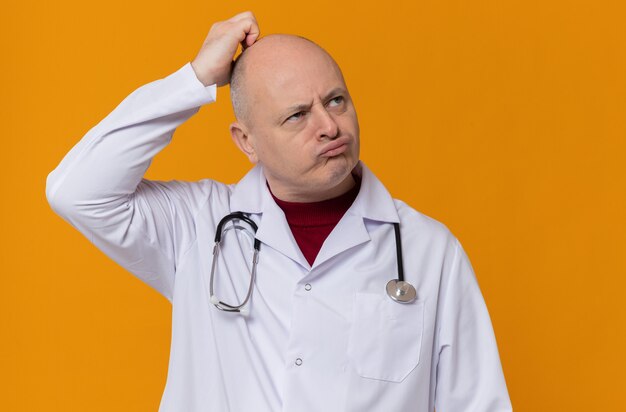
[
  {"left": 45, "top": 62, "right": 218, "bottom": 303},
  {"left": 434, "top": 238, "right": 513, "bottom": 411}
]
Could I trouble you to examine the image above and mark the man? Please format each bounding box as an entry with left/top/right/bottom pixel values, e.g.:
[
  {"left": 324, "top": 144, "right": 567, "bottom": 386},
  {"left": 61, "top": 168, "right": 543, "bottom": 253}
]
[{"left": 46, "top": 11, "right": 512, "bottom": 412}]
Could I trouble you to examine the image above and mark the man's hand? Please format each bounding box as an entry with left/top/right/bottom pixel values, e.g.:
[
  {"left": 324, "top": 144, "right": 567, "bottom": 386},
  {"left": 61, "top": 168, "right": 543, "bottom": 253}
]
[{"left": 191, "top": 11, "right": 260, "bottom": 87}]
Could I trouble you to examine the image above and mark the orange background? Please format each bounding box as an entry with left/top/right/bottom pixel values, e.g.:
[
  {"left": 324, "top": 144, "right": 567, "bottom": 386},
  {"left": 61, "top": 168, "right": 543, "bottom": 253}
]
[{"left": 2, "top": 0, "right": 625, "bottom": 410}]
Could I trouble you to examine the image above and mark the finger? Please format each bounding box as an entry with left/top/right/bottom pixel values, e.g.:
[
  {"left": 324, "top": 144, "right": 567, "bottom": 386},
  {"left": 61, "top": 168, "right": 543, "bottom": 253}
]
[
  {"left": 245, "top": 26, "right": 260, "bottom": 47},
  {"left": 230, "top": 10, "right": 255, "bottom": 22},
  {"left": 234, "top": 22, "right": 261, "bottom": 49},
  {"left": 240, "top": 20, "right": 260, "bottom": 49}
]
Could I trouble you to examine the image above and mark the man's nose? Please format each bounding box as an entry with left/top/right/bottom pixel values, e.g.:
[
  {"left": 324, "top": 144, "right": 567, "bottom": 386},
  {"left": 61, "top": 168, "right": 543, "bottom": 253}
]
[{"left": 313, "top": 106, "right": 339, "bottom": 140}]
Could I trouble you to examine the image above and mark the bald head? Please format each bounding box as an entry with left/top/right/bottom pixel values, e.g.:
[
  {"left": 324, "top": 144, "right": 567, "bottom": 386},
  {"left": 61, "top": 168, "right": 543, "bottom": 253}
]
[{"left": 229, "top": 34, "right": 344, "bottom": 127}]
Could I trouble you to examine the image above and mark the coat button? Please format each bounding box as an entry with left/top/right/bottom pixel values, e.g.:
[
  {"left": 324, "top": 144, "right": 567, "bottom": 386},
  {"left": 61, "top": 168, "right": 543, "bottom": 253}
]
[
  {"left": 295, "top": 358, "right": 303, "bottom": 366},
  {"left": 304, "top": 283, "right": 312, "bottom": 291}
]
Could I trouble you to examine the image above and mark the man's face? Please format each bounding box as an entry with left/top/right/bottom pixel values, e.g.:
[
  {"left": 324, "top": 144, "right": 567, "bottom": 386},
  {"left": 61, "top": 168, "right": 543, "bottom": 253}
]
[{"left": 232, "top": 37, "right": 360, "bottom": 201}]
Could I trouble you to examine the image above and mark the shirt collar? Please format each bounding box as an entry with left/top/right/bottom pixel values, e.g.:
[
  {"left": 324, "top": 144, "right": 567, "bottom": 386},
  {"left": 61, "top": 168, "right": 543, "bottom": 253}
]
[{"left": 229, "top": 160, "right": 399, "bottom": 224}]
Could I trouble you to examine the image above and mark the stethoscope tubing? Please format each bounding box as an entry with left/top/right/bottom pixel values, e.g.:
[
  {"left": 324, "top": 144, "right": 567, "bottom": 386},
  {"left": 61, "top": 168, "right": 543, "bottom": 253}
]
[
  {"left": 393, "top": 222, "right": 405, "bottom": 283},
  {"left": 210, "top": 212, "right": 417, "bottom": 313},
  {"left": 210, "top": 212, "right": 261, "bottom": 313}
]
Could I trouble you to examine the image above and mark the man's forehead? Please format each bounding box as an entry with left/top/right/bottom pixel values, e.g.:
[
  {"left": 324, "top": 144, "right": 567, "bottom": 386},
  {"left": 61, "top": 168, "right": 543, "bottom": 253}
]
[
  {"left": 245, "top": 40, "right": 345, "bottom": 95},
  {"left": 261, "top": 68, "right": 347, "bottom": 118}
]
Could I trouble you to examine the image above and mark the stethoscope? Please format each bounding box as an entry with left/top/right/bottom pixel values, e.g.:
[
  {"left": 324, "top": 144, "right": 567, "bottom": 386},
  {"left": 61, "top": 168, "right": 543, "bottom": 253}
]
[{"left": 209, "top": 212, "right": 417, "bottom": 314}]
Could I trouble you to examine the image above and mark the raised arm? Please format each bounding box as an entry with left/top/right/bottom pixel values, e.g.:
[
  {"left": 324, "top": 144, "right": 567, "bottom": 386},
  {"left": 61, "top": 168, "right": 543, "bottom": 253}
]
[{"left": 45, "top": 11, "right": 261, "bottom": 302}]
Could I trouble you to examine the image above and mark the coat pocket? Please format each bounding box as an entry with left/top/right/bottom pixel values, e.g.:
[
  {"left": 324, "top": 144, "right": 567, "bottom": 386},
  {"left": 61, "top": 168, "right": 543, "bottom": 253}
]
[{"left": 347, "top": 291, "right": 425, "bottom": 382}]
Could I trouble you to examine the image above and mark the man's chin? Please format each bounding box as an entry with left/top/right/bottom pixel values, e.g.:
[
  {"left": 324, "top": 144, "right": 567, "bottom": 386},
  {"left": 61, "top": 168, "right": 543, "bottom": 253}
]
[{"left": 321, "top": 162, "right": 357, "bottom": 191}]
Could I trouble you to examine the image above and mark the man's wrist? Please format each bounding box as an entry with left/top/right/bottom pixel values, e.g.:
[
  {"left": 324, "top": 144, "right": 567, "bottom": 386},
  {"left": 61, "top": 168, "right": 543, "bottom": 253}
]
[{"left": 190, "top": 61, "right": 217, "bottom": 87}]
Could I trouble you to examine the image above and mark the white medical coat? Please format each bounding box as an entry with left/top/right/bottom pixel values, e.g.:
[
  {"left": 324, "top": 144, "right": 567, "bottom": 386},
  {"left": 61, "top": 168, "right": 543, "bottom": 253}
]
[{"left": 46, "top": 61, "right": 512, "bottom": 412}]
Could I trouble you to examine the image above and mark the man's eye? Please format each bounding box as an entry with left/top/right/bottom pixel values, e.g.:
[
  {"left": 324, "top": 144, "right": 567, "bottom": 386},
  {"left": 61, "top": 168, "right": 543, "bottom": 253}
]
[
  {"left": 328, "top": 96, "right": 344, "bottom": 107},
  {"left": 287, "top": 111, "right": 305, "bottom": 121}
]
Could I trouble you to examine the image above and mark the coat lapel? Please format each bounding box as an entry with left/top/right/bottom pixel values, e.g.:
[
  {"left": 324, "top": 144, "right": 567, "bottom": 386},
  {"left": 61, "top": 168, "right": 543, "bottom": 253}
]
[
  {"left": 228, "top": 161, "right": 400, "bottom": 271},
  {"left": 229, "top": 165, "right": 310, "bottom": 270},
  {"left": 311, "top": 161, "right": 400, "bottom": 268}
]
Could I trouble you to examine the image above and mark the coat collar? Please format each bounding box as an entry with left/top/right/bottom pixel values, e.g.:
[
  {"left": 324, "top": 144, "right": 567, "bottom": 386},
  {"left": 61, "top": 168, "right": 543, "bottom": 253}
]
[
  {"left": 229, "top": 160, "right": 399, "bottom": 223},
  {"left": 228, "top": 160, "right": 399, "bottom": 270}
]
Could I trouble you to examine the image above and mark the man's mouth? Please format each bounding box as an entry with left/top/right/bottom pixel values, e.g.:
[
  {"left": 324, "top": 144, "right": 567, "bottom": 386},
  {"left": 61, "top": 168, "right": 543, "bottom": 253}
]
[{"left": 320, "top": 137, "right": 350, "bottom": 157}]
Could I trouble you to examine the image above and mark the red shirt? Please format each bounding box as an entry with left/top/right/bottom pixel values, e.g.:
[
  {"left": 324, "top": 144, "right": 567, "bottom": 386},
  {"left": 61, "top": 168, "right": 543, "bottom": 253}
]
[{"left": 269, "top": 176, "right": 361, "bottom": 266}]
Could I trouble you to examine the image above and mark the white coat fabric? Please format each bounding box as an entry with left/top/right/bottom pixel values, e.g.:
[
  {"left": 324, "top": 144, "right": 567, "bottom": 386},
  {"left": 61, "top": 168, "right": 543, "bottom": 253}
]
[{"left": 46, "top": 61, "right": 513, "bottom": 412}]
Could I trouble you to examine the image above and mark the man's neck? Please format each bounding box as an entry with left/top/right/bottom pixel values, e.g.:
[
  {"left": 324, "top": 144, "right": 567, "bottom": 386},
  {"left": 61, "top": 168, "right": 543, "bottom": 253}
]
[{"left": 267, "top": 173, "right": 356, "bottom": 203}]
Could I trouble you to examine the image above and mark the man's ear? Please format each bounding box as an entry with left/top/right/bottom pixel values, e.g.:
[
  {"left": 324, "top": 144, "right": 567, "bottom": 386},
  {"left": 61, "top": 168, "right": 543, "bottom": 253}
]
[{"left": 229, "top": 121, "right": 259, "bottom": 163}]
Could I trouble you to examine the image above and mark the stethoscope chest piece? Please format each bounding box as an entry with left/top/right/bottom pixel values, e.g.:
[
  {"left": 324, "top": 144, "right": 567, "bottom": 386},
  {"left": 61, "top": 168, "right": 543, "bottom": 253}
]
[{"left": 386, "top": 279, "right": 417, "bottom": 303}]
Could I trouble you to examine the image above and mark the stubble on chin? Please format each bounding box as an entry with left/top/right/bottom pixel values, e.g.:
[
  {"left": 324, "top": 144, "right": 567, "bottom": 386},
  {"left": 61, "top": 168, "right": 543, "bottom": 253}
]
[{"left": 323, "top": 154, "right": 356, "bottom": 186}]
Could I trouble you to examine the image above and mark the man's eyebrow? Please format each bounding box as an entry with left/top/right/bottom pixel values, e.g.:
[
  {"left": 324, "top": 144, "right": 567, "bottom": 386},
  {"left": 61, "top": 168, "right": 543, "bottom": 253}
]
[
  {"left": 281, "top": 102, "right": 312, "bottom": 120},
  {"left": 278, "top": 87, "right": 348, "bottom": 122},
  {"left": 322, "top": 87, "right": 347, "bottom": 102}
]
